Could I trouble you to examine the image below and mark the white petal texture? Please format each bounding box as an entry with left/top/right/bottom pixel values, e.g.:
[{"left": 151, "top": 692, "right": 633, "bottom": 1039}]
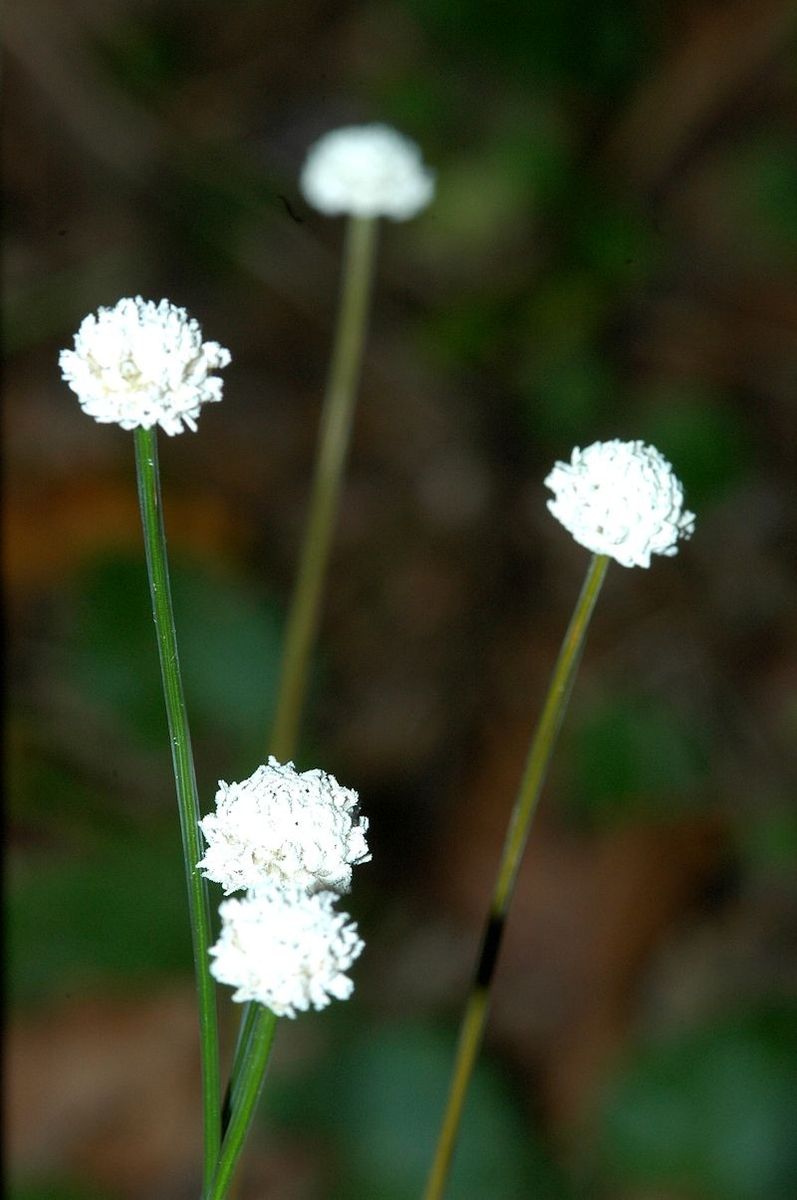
[
  {"left": 209, "top": 888, "right": 364, "bottom": 1017},
  {"left": 545, "top": 439, "right": 695, "bottom": 568},
  {"left": 198, "top": 757, "right": 370, "bottom": 896},
  {"left": 59, "top": 296, "right": 231, "bottom": 435},
  {"left": 300, "top": 123, "right": 435, "bottom": 220}
]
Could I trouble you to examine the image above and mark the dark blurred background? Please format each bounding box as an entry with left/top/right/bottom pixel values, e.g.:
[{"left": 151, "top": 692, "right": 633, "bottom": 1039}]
[{"left": 5, "top": 1, "right": 797, "bottom": 1197}]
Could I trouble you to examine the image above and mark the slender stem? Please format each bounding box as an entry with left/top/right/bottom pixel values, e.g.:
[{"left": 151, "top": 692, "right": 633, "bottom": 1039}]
[
  {"left": 133, "top": 427, "right": 221, "bottom": 1192},
  {"left": 208, "top": 1007, "right": 279, "bottom": 1200},
  {"left": 270, "top": 213, "right": 379, "bottom": 762},
  {"left": 423, "top": 553, "right": 610, "bottom": 1200},
  {"left": 221, "top": 997, "right": 260, "bottom": 1132}
]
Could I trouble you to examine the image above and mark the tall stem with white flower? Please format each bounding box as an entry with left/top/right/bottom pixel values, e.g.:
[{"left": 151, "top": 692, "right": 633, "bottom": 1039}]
[
  {"left": 134, "top": 426, "right": 222, "bottom": 1190},
  {"left": 271, "top": 122, "right": 435, "bottom": 761},
  {"left": 60, "top": 297, "right": 231, "bottom": 1193},
  {"left": 423, "top": 441, "right": 695, "bottom": 1200},
  {"left": 423, "top": 552, "right": 609, "bottom": 1200}
]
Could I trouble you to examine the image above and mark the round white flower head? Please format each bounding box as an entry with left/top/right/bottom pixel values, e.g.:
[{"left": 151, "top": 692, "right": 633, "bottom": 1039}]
[
  {"left": 197, "top": 757, "right": 370, "bottom": 896},
  {"left": 300, "top": 123, "right": 435, "bottom": 220},
  {"left": 544, "top": 439, "right": 696, "bottom": 568},
  {"left": 209, "top": 887, "right": 364, "bottom": 1017},
  {"left": 59, "top": 296, "right": 231, "bottom": 435}
]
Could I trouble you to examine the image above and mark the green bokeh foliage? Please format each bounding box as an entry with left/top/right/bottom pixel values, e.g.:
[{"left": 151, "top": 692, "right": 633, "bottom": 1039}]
[
  {"left": 596, "top": 1006, "right": 797, "bottom": 1200},
  {"left": 68, "top": 553, "right": 283, "bottom": 764},
  {"left": 264, "top": 1020, "right": 569, "bottom": 1199}
]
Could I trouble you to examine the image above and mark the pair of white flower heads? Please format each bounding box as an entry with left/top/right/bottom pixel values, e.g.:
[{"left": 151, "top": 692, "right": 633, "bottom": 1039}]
[
  {"left": 199, "top": 757, "right": 370, "bottom": 1018},
  {"left": 58, "top": 123, "right": 696, "bottom": 1015}
]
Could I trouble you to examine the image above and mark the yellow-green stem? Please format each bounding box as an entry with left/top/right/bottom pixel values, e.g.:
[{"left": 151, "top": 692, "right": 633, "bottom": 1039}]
[
  {"left": 423, "top": 553, "right": 610, "bottom": 1200},
  {"left": 133, "top": 427, "right": 221, "bottom": 1192},
  {"left": 270, "top": 213, "right": 379, "bottom": 762}
]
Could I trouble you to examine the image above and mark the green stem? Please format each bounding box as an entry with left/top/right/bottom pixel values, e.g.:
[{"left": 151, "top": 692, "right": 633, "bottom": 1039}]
[
  {"left": 270, "top": 213, "right": 379, "bottom": 763},
  {"left": 208, "top": 1007, "right": 279, "bottom": 1200},
  {"left": 133, "top": 427, "right": 221, "bottom": 1193},
  {"left": 423, "top": 553, "right": 610, "bottom": 1200},
  {"left": 221, "top": 996, "right": 260, "bottom": 1132}
]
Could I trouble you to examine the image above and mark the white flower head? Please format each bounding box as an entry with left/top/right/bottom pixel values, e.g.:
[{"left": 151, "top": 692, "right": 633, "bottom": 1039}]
[
  {"left": 210, "top": 887, "right": 364, "bottom": 1017},
  {"left": 544, "top": 439, "right": 695, "bottom": 568},
  {"left": 300, "top": 123, "right": 435, "bottom": 220},
  {"left": 197, "top": 757, "right": 370, "bottom": 896},
  {"left": 59, "top": 296, "right": 231, "bottom": 435}
]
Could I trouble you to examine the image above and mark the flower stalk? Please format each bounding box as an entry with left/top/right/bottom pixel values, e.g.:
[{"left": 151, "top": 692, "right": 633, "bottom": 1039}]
[
  {"left": 270, "top": 213, "right": 379, "bottom": 761},
  {"left": 133, "top": 426, "right": 221, "bottom": 1190},
  {"left": 423, "top": 553, "right": 610, "bottom": 1200},
  {"left": 223, "top": 998, "right": 260, "bottom": 1129},
  {"left": 209, "top": 1007, "right": 279, "bottom": 1200}
]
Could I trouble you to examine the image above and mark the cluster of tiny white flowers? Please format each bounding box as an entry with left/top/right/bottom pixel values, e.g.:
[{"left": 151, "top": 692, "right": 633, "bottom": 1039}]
[
  {"left": 545, "top": 439, "right": 695, "bottom": 568},
  {"left": 198, "top": 757, "right": 370, "bottom": 895},
  {"left": 59, "top": 297, "right": 231, "bottom": 436},
  {"left": 200, "top": 759, "right": 369, "bottom": 1019},
  {"left": 209, "top": 888, "right": 364, "bottom": 1017},
  {"left": 300, "top": 123, "right": 435, "bottom": 220}
]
